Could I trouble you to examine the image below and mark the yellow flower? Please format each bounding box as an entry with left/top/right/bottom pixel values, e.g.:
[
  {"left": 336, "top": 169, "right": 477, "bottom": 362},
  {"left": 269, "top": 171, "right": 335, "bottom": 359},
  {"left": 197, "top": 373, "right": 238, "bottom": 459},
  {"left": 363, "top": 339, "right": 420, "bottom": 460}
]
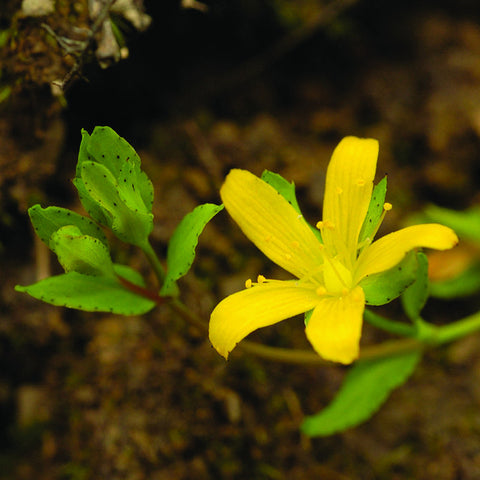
[{"left": 209, "top": 137, "right": 458, "bottom": 364}]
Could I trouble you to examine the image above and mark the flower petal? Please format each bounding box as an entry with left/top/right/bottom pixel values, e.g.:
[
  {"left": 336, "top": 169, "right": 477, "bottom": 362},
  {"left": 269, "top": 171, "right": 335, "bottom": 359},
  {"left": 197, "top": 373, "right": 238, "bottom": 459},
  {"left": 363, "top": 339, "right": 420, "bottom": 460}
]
[
  {"left": 322, "top": 137, "right": 378, "bottom": 268},
  {"left": 305, "top": 287, "right": 365, "bottom": 364},
  {"left": 209, "top": 281, "right": 321, "bottom": 359},
  {"left": 354, "top": 224, "right": 459, "bottom": 281},
  {"left": 221, "top": 169, "right": 324, "bottom": 278}
]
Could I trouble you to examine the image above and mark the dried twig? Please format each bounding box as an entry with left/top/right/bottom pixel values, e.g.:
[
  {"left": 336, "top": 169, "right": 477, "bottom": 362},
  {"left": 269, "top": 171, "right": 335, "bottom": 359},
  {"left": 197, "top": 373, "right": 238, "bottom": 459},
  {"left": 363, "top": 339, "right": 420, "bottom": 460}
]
[{"left": 42, "top": 0, "right": 117, "bottom": 91}]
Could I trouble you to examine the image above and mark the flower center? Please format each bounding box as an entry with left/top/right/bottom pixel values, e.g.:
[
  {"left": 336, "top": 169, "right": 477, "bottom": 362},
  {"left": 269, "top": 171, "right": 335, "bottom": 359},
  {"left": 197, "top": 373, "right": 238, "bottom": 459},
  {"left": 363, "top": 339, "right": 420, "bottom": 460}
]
[{"left": 322, "top": 255, "right": 353, "bottom": 295}]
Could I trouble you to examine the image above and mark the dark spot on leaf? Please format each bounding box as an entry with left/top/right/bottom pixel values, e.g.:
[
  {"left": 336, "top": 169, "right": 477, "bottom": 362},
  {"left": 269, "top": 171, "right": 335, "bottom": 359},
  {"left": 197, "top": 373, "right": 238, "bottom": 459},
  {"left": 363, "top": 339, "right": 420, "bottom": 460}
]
[{"left": 113, "top": 202, "right": 117, "bottom": 207}]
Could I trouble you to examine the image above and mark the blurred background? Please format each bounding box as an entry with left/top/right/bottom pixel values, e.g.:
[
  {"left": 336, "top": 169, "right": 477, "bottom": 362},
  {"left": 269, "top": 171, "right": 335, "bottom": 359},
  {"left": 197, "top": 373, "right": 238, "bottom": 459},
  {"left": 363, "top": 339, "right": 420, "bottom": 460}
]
[{"left": 1, "top": 0, "right": 480, "bottom": 478}]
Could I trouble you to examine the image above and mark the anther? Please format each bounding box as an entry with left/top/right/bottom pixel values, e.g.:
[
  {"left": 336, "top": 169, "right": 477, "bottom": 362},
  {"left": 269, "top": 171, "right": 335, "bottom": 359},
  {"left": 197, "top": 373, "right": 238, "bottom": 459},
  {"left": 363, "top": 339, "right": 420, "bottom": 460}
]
[
  {"left": 257, "top": 275, "right": 266, "bottom": 283},
  {"left": 324, "top": 220, "right": 335, "bottom": 230},
  {"left": 245, "top": 279, "right": 252, "bottom": 288},
  {"left": 383, "top": 202, "right": 392, "bottom": 211},
  {"left": 316, "top": 286, "right": 327, "bottom": 296}
]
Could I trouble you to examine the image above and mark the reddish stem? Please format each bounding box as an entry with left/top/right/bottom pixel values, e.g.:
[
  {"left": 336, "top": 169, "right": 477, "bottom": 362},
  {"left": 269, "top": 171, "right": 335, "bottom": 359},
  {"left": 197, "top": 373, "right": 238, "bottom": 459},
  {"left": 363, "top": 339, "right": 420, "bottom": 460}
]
[{"left": 116, "top": 275, "right": 165, "bottom": 304}]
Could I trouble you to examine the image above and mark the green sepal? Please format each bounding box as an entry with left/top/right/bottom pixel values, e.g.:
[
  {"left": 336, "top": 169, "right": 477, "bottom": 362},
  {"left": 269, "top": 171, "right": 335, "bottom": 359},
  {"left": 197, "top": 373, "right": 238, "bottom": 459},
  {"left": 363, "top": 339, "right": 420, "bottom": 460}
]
[
  {"left": 49, "top": 226, "right": 115, "bottom": 278},
  {"left": 359, "top": 176, "right": 387, "bottom": 244},
  {"left": 360, "top": 250, "right": 418, "bottom": 306},
  {"left": 304, "top": 308, "right": 313, "bottom": 326},
  {"left": 161, "top": 203, "right": 224, "bottom": 296},
  {"left": 301, "top": 350, "right": 421, "bottom": 437},
  {"left": 429, "top": 262, "right": 480, "bottom": 299},
  {"left": 28, "top": 204, "right": 107, "bottom": 246},
  {"left": 15, "top": 267, "right": 156, "bottom": 315},
  {"left": 401, "top": 252, "right": 429, "bottom": 321},
  {"left": 261, "top": 170, "right": 301, "bottom": 214},
  {"left": 261, "top": 169, "right": 323, "bottom": 243}
]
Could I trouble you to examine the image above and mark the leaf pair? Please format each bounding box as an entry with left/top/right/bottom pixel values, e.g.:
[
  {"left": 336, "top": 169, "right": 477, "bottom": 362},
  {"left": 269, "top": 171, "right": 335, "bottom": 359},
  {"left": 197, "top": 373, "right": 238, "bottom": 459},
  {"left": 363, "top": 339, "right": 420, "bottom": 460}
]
[
  {"left": 17, "top": 126, "right": 223, "bottom": 313},
  {"left": 16, "top": 206, "right": 156, "bottom": 314},
  {"left": 74, "top": 126, "right": 154, "bottom": 248}
]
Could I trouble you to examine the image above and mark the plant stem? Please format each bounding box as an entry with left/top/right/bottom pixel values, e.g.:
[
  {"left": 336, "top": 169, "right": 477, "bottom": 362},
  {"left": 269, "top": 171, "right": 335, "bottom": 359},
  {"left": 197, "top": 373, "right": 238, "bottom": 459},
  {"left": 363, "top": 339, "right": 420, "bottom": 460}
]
[
  {"left": 434, "top": 310, "right": 480, "bottom": 345},
  {"left": 141, "top": 240, "right": 166, "bottom": 284},
  {"left": 166, "top": 296, "right": 427, "bottom": 365},
  {"left": 165, "top": 295, "right": 480, "bottom": 366},
  {"left": 364, "top": 309, "right": 417, "bottom": 337}
]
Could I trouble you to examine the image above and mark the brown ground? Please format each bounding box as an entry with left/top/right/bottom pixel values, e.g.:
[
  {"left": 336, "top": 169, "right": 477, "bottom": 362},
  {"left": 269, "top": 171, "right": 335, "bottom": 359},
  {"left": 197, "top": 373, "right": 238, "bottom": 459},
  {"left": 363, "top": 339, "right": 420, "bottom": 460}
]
[{"left": 2, "top": 1, "right": 480, "bottom": 479}]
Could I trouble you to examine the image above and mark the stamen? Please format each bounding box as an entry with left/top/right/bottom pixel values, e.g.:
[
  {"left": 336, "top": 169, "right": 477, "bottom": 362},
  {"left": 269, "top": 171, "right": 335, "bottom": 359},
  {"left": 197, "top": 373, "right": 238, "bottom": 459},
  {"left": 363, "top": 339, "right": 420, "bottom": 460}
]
[
  {"left": 257, "top": 275, "right": 266, "bottom": 283},
  {"left": 323, "top": 220, "right": 335, "bottom": 230},
  {"left": 245, "top": 278, "right": 252, "bottom": 288},
  {"left": 316, "top": 286, "right": 327, "bottom": 296},
  {"left": 357, "top": 202, "right": 393, "bottom": 254}
]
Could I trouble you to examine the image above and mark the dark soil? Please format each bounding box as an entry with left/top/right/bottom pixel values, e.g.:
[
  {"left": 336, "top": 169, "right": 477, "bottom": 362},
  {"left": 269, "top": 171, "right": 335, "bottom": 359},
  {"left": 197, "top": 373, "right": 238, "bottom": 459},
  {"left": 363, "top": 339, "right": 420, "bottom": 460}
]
[{"left": 2, "top": 1, "right": 480, "bottom": 479}]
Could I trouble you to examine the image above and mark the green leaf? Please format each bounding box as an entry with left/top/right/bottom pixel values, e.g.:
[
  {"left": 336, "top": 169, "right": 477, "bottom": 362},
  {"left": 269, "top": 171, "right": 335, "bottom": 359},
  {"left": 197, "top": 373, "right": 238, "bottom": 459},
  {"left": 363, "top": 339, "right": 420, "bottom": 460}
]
[
  {"left": 80, "top": 161, "right": 153, "bottom": 247},
  {"left": 401, "top": 252, "right": 429, "bottom": 321},
  {"left": 75, "top": 130, "right": 111, "bottom": 226},
  {"left": 423, "top": 204, "right": 480, "bottom": 243},
  {"left": 359, "top": 176, "right": 387, "bottom": 244},
  {"left": 113, "top": 263, "right": 148, "bottom": 286},
  {"left": 430, "top": 262, "right": 480, "bottom": 299},
  {"left": 301, "top": 350, "right": 421, "bottom": 437},
  {"left": 75, "top": 126, "right": 154, "bottom": 246},
  {"left": 360, "top": 250, "right": 418, "bottom": 306},
  {"left": 49, "top": 226, "right": 115, "bottom": 278},
  {"left": 15, "top": 271, "right": 156, "bottom": 315},
  {"left": 261, "top": 170, "right": 301, "bottom": 214},
  {"left": 161, "top": 203, "right": 224, "bottom": 296},
  {"left": 77, "top": 126, "right": 141, "bottom": 180},
  {"left": 28, "top": 205, "right": 107, "bottom": 246}
]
